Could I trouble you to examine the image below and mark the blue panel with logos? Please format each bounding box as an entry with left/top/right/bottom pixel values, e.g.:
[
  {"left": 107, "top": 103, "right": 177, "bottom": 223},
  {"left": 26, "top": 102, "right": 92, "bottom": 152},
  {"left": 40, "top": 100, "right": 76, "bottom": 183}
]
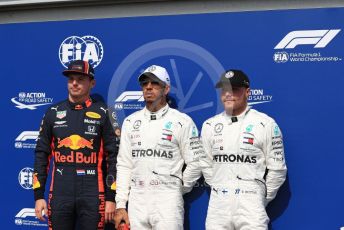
[{"left": 1, "top": 7, "right": 344, "bottom": 229}]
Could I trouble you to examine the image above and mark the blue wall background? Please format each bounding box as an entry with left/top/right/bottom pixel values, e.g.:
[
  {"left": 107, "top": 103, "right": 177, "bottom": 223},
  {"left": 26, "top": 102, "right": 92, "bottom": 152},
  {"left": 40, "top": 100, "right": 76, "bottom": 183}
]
[{"left": 1, "top": 7, "right": 344, "bottom": 229}]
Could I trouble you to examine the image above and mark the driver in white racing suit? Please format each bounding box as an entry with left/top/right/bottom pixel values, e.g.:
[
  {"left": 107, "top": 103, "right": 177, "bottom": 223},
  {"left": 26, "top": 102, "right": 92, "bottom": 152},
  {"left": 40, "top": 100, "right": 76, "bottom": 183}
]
[
  {"left": 114, "top": 65, "right": 202, "bottom": 230},
  {"left": 200, "top": 69, "right": 287, "bottom": 230}
]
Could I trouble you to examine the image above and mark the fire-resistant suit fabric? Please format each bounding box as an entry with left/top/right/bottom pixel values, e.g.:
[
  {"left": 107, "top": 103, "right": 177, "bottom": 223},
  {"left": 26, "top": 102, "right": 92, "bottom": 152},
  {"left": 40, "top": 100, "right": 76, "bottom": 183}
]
[
  {"left": 200, "top": 107, "right": 287, "bottom": 230},
  {"left": 33, "top": 98, "right": 118, "bottom": 230},
  {"left": 115, "top": 104, "right": 202, "bottom": 230}
]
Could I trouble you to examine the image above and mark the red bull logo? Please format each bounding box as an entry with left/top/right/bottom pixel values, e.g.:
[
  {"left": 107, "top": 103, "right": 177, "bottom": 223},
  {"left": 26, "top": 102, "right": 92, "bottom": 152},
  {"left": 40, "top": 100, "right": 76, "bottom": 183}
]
[
  {"left": 57, "top": 135, "right": 93, "bottom": 150},
  {"left": 98, "top": 194, "right": 105, "bottom": 228},
  {"left": 55, "top": 151, "right": 97, "bottom": 164}
]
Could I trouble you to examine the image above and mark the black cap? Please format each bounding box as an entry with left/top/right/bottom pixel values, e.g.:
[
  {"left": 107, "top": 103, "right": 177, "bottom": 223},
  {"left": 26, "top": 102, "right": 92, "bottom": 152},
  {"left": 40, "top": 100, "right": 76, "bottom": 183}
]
[
  {"left": 215, "top": 69, "right": 250, "bottom": 88},
  {"left": 62, "top": 60, "right": 95, "bottom": 78}
]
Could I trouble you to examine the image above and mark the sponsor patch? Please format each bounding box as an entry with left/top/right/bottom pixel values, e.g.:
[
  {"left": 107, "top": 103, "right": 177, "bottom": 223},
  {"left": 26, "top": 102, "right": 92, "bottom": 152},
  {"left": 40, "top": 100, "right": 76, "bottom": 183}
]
[
  {"left": 162, "top": 133, "right": 173, "bottom": 141},
  {"left": 243, "top": 136, "right": 254, "bottom": 145},
  {"left": 56, "top": 111, "right": 66, "bottom": 119},
  {"left": 86, "top": 111, "right": 101, "bottom": 119}
]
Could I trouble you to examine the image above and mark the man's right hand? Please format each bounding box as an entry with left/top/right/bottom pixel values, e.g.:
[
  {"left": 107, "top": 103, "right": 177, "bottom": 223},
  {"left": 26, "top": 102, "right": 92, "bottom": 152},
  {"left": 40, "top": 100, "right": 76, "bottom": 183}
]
[
  {"left": 35, "top": 199, "right": 48, "bottom": 221},
  {"left": 114, "top": 208, "right": 130, "bottom": 229}
]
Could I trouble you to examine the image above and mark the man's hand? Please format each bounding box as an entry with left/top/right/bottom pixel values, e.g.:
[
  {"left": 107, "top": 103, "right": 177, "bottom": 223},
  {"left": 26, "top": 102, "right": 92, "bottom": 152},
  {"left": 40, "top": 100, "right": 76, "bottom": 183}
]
[
  {"left": 114, "top": 208, "right": 130, "bottom": 229},
  {"left": 105, "top": 201, "right": 116, "bottom": 223},
  {"left": 35, "top": 199, "right": 48, "bottom": 221}
]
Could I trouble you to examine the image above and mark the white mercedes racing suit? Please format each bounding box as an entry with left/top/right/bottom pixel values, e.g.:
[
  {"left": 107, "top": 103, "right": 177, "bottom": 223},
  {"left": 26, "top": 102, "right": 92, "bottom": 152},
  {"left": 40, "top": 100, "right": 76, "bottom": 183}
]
[
  {"left": 116, "top": 104, "right": 202, "bottom": 230},
  {"left": 200, "top": 107, "right": 287, "bottom": 230}
]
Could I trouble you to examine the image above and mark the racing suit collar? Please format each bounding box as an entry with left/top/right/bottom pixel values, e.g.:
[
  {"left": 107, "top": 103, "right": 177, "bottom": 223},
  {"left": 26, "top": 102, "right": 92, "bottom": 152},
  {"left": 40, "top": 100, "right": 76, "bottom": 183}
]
[
  {"left": 144, "top": 104, "right": 169, "bottom": 120},
  {"left": 68, "top": 98, "right": 93, "bottom": 110},
  {"left": 223, "top": 106, "right": 251, "bottom": 123}
]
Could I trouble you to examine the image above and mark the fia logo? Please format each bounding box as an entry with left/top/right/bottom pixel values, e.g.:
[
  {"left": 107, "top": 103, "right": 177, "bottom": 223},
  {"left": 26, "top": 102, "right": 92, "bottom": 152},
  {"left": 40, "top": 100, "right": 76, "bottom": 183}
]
[
  {"left": 18, "top": 167, "right": 34, "bottom": 190},
  {"left": 59, "top": 35, "right": 104, "bottom": 68},
  {"left": 273, "top": 52, "right": 289, "bottom": 63}
]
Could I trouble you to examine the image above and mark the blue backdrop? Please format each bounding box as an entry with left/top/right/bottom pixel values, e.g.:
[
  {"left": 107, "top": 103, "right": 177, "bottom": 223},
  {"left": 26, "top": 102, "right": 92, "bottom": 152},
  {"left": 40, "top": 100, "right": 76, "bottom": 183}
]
[{"left": 1, "top": 7, "right": 344, "bottom": 229}]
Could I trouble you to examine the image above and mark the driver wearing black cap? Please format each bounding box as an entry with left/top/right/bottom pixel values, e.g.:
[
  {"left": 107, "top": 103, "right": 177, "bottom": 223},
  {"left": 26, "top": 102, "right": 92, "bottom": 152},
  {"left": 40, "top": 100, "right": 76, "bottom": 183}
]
[{"left": 200, "top": 69, "right": 287, "bottom": 230}]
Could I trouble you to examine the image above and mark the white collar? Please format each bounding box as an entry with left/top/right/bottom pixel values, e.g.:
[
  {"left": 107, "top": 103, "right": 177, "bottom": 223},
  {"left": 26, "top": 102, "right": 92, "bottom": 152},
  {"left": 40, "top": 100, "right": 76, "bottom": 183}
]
[
  {"left": 144, "top": 104, "right": 170, "bottom": 120},
  {"left": 223, "top": 106, "right": 251, "bottom": 123}
]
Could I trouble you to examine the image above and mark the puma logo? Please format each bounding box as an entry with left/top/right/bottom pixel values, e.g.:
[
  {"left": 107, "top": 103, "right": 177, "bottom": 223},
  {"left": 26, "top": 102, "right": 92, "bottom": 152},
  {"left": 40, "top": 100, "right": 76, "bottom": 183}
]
[
  {"left": 51, "top": 106, "right": 58, "bottom": 111},
  {"left": 100, "top": 107, "right": 107, "bottom": 114},
  {"left": 56, "top": 168, "right": 63, "bottom": 175}
]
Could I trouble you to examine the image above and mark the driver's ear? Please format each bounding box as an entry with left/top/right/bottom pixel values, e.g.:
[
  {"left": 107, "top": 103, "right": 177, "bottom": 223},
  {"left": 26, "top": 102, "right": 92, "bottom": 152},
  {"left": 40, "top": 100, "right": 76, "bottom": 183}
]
[
  {"left": 245, "top": 87, "right": 250, "bottom": 97},
  {"left": 164, "top": 85, "right": 170, "bottom": 95},
  {"left": 90, "top": 78, "right": 96, "bottom": 88}
]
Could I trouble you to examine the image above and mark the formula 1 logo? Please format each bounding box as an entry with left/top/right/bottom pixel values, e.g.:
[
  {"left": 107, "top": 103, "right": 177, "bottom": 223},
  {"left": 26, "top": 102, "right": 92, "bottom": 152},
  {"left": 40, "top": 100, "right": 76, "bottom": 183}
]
[
  {"left": 115, "top": 91, "right": 144, "bottom": 102},
  {"left": 15, "top": 208, "right": 48, "bottom": 227},
  {"left": 273, "top": 29, "right": 342, "bottom": 63},
  {"left": 274, "top": 29, "right": 340, "bottom": 49},
  {"left": 114, "top": 91, "right": 145, "bottom": 111},
  {"left": 16, "top": 131, "right": 39, "bottom": 142},
  {"left": 15, "top": 208, "right": 36, "bottom": 218},
  {"left": 59, "top": 35, "right": 104, "bottom": 68},
  {"left": 15, "top": 131, "right": 39, "bottom": 149}
]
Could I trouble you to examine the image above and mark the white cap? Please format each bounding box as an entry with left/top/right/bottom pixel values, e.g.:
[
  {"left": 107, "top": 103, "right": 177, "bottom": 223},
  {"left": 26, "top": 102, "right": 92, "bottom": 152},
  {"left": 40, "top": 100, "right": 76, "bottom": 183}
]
[{"left": 138, "top": 65, "right": 170, "bottom": 86}]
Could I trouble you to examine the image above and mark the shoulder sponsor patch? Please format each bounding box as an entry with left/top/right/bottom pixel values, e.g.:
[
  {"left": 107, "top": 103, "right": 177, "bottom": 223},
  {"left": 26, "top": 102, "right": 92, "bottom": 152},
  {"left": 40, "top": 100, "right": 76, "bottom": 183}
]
[{"left": 86, "top": 112, "right": 101, "bottom": 119}]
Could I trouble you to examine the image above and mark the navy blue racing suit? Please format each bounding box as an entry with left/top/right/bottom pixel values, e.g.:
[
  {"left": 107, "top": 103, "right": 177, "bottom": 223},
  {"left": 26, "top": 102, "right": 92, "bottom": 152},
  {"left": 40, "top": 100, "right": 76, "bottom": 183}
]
[{"left": 34, "top": 98, "right": 118, "bottom": 230}]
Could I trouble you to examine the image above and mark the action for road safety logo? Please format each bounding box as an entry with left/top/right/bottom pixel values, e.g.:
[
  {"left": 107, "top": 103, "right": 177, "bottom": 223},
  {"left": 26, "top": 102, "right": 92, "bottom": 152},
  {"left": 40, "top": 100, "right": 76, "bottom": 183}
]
[
  {"left": 11, "top": 92, "right": 53, "bottom": 110},
  {"left": 248, "top": 89, "right": 273, "bottom": 106}
]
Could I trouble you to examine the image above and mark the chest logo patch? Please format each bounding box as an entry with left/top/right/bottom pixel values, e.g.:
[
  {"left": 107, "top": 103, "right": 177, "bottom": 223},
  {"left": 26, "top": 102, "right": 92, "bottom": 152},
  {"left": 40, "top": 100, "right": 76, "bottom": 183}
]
[{"left": 86, "top": 112, "right": 101, "bottom": 119}]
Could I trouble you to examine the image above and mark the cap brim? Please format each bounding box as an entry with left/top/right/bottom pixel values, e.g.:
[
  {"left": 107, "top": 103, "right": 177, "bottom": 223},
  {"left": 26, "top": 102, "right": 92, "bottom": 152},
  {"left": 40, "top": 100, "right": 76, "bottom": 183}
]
[
  {"left": 215, "top": 81, "right": 233, "bottom": 88},
  {"left": 62, "top": 70, "right": 94, "bottom": 78},
  {"left": 215, "top": 81, "right": 223, "bottom": 88},
  {"left": 138, "top": 72, "right": 165, "bottom": 84},
  {"left": 215, "top": 81, "right": 249, "bottom": 88}
]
